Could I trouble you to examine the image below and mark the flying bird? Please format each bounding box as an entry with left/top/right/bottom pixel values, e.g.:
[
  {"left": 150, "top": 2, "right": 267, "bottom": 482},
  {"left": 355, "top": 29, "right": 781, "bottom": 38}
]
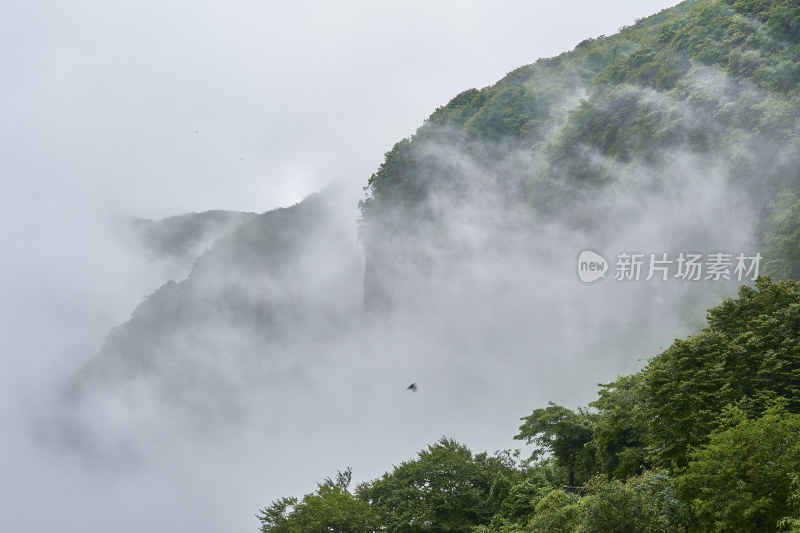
[{"left": 407, "top": 383, "right": 417, "bottom": 392}]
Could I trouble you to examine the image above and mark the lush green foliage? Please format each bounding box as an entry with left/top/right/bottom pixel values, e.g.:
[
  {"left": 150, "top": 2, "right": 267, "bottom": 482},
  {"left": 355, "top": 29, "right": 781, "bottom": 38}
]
[
  {"left": 590, "top": 374, "right": 650, "bottom": 479},
  {"left": 765, "top": 192, "right": 800, "bottom": 280},
  {"left": 257, "top": 469, "right": 379, "bottom": 533},
  {"left": 258, "top": 277, "right": 800, "bottom": 531},
  {"left": 260, "top": 0, "right": 800, "bottom": 529},
  {"left": 577, "top": 470, "right": 689, "bottom": 533},
  {"left": 778, "top": 475, "right": 800, "bottom": 532},
  {"left": 514, "top": 403, "right": 596, "bottom": 486},
  {"left": 642, "top": 276, "right": 800, "bottom": 468},
  {"left": 358, "top": 438, "right": 515, "bottom": 533},
  {"left": 526, "top": 489, "right": 582, "bottom": 533},
  {"left": 359, "top": 0, "right": 800, "bottom": 309},
  {"left": 677, "top": 403, "right": 800, "bottom": 532}
]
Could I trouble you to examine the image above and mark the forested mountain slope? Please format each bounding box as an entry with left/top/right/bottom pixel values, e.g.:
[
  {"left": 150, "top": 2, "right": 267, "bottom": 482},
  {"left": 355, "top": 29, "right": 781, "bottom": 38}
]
[
  {"left": 63, "top": 0, "right": 800, "bottom": 529},
  {"left": 361, "top": 0, "right": 800, "bottom": 310},
  {"left": 256, "top": 0, "right": 800, "bottom": 530}
]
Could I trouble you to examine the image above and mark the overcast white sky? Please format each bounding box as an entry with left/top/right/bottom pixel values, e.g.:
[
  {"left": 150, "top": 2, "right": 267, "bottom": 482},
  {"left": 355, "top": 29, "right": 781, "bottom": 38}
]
[
  {"left": 0, "top": 0, "right": 683, "bottom": 394},
  {"left": 0, "top": 1, "right": 686, "bottom": 532},
  {"left": 2, "top": 0, "right": 681, "bottom": 219}
]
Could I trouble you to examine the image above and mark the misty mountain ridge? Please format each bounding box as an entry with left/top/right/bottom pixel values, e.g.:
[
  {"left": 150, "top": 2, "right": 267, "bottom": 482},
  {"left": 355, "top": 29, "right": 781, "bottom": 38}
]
[
  {"left": 61, "top": 0, "right": 800, "bottom": 465},
  {"left": 112, "top": 209, "right": 257, "bottom": 289},
  {"left": 360, "top": 0, "right": 800, "bottom": 311},
  {"left": 130, "top": 210, "right": 257, "bottom": 260},
  {"left": 71, "top": 190, "right": 363, "bottom": 421}
]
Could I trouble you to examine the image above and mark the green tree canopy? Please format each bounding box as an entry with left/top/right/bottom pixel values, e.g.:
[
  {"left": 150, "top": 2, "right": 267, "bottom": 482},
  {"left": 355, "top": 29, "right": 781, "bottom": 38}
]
[
  {"left": 677, "top": 402, "right": 800, "bottom": 532},
  {"left": 642, "top": 276, "right": 800, "bottom": 468},
  {"left": 590, "top": 373, "right": 651, "bottom": 479},
  {"left": 257, "top": 469, "right": 378, "bottom": 533},
  {"left": 515, "top": 402, "right": 596, "bottom": 486},
  {"left": 357, "top": 437, "right": 512, "bottom": 533}
]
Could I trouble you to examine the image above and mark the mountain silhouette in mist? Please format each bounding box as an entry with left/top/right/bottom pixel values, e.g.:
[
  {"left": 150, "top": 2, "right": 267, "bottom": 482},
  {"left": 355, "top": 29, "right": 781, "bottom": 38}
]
[
  {"left": 130, "top": 210, "right": 256, "bottom": 261},
  {"left": 72, "top": 190, "right": 363, "bottom": 414},
  {"left": 70, "top": 0, "right": 800, "bottom": 422}
]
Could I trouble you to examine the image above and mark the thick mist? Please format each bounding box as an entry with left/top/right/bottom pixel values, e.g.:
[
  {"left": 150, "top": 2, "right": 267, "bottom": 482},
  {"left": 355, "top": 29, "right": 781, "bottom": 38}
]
[
  {"left": 7, "top": 2, "right": 778, "bottom": 533},
  {"left": 1, "top": 172, "right": 756, "bottom": 533},
  {"left": 43, "top": 82, "right": 764, "bottom": 533}
]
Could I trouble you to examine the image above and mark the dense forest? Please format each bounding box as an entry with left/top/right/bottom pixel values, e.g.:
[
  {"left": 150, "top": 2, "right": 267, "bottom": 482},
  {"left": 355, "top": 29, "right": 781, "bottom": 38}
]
[
  {"left": 257, "top": 277, "right": 800, "bottom": 532},
  {"left": 360, "top": 0, "right": 800, "bottom": 311},
  {"left": 257, "top": 0, "right": 800, "bottom": 531}
]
